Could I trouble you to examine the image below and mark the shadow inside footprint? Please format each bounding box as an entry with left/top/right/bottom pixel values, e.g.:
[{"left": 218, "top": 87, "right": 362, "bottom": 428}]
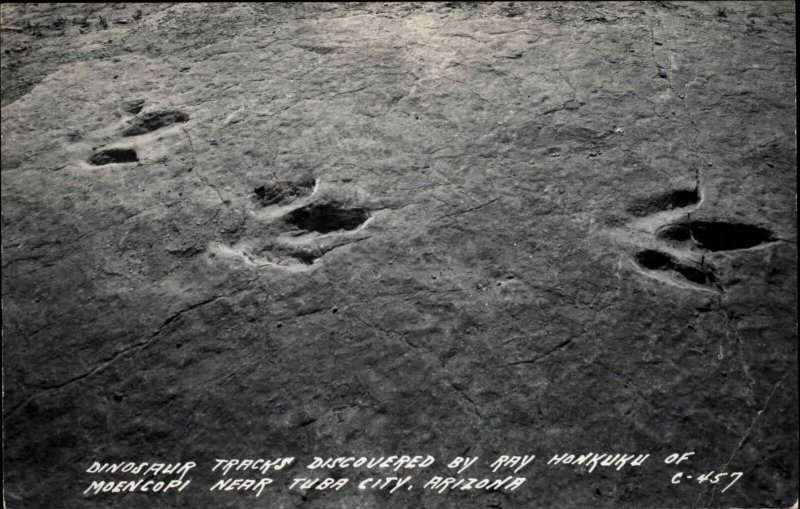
[
  {"left": 286, "top": 249, "right": 320, "bottom": 265},
  {"left": 656, "top": 223, "right": 692, "bottom": 243},
  {"left": 635, "top": 249, "right": 717, "bottom": 286},
  {"left": 286, "top": 203, "right": 370, "bottom": 234},
  {"left": 122, "top": 110, "right": 189, "bottom": 136},
  {"left": 89, "top": 148, "right": 138, "bottom": 165},
  {"left": 122, "top": 99, "right": 145, "bottom": 115},
  {"left": 254, "top": 177, "right": 315, "bottom": 207},
  {"left": 657, "top": 220, "right": 775, "bottom": 252},
  {"left": 627, "top": 188, "right": 699, "bottom": 217}
]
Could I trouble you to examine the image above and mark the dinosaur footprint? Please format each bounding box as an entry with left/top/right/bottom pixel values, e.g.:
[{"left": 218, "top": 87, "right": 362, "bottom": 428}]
[
  {"left": 208, "top": 177, "right": 374, "bottom": 271},
  {"left": 623, "top": 187, "right": 777, "bottom": 292},
  {"left": 83, "top": 105, "right": 190, "bottom": 167}
]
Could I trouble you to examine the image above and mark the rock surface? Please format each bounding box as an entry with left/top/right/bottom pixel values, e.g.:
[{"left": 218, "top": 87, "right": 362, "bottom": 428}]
[{"left": 1, "top": 2, "right": 797, "bottom": 508}]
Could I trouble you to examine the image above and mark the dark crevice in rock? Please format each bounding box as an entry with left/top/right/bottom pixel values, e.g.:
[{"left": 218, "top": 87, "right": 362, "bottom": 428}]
[
  {"left": 286, "top": 203, "right": 370, "bottom": 234},
  {"left": 166, "top": 246, "right": 203, "bottom": 258},
  {"left": 635, "top": 249, "right": 717, "bottom": 286},
  {"left": 657, "top": 220, "right": 775, "bottom": 251},
  {"left": 253, "top": 177, "right": 314, "bottom": 207},
  {"left": 628, "top": 188, "right": 699, "bottom": 217},
  {"left": 298, "top": 45, "right": 336, "bottom": 54},
  {"left": 88, "top": 148, "right": 138, "bottom": 165},
  {"left": 122, "top": 110, "right": 189, "bottom": 136}
]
